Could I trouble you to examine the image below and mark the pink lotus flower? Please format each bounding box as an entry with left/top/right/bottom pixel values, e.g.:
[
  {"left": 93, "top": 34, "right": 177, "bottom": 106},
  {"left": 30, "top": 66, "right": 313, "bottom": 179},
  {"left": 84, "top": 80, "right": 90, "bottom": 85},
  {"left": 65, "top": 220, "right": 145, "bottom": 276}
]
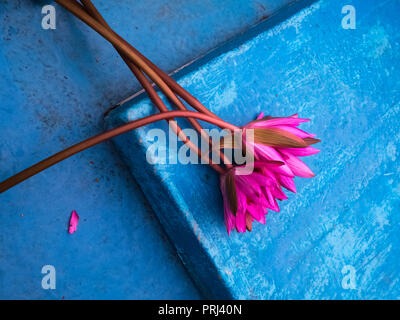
[{"left": 220, "top": 113, "right": 320, "bottom": 234}]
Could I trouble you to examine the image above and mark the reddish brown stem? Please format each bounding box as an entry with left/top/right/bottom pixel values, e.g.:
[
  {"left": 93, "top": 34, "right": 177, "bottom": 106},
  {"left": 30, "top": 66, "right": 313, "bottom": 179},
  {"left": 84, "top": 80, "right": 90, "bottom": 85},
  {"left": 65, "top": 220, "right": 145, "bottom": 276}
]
[
  {"left": 0, "top": 111, "right": 238, "bottom": 194},
  {"left": 78, "top": 0, "right": 232, "bottom": 168},
  {"left": 54, "top": 0, "right": 186, "bottom": 115},
  {"left": 79, "top": 0, "right": 225, "bottom": 172}
]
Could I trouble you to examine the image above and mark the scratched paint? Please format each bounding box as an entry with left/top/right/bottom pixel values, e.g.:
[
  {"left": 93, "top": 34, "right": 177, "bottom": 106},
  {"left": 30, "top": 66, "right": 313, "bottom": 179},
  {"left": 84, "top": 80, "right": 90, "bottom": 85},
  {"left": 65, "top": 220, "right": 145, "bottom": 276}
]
[{"left": 107, "top": 0, "right": 400, "bottom": 299}]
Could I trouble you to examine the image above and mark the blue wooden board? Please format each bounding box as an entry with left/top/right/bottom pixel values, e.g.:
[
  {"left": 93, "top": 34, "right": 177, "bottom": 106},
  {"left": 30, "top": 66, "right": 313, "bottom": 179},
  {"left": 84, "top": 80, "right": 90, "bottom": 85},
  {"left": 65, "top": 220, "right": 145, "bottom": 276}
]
[
  {"left": 0, "top": 0, "right": 293, "bottom": 299},
  {"left": 106, "top": 0, "right": 400, "bottom": 299}
]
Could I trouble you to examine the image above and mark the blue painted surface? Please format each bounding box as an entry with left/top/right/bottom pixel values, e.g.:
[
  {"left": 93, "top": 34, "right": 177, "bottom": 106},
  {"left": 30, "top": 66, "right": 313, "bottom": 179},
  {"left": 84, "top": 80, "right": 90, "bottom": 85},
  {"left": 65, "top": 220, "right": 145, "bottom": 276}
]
[
  {"left": 0, "top": 0, "right": 293, "bottom": 299},
  {"left": 107, "top": 0, "right": 400, "bottom": 299}
]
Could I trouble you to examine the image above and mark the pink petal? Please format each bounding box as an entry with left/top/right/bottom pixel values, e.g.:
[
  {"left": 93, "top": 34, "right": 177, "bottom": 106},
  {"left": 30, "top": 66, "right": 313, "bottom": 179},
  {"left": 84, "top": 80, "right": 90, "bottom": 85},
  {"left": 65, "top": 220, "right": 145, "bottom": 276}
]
[
  {"left": 235, "top": 177, "right": 257, "bottom": 198},
  {"left": 235, "top": 211, "right": 247, "bottom": 233},
  {"left": 273, "top": 185, "right": 288, "bottom": 200},
  {"left": 256, "top": 112, "right": 265, "bottom": 120},
  {"left": 220, "top": 177, "right": 236, "bottom": 234},
  {"left": 280, "top": 151, "right": 315, "bottom": 178},
  {"left": 68, "top": 210, "right": 79, "bottom": 234},
  {"left": 258, "top": 209, "right": 266, "bottom": 224},
  {"left": 277, "top": 174, "right": 297, "bottom": 193},
  {"left": 250, "top": 117, "right": 310, "bottom": 128},
  {"left": 234, "top": 186, "right": 248, "bottom": 233},
  {"left": 243, "top": 172, "right": 269, "bottom": 188},
  {"left": 254, "top": 144, "right": 285, "bottom": 161},
  {"left": 247, "top": 203, "right": 264, "bottom": 223},
  {"left": 263, "top": 187, "right": 280, "bottom": 212},
  {"left": 254, "top": 144, "right": 294, "bottom": 176},
  {"left": 224, "top": 203, "right": 235, "bottom": 235},
  {"left": 268, "top": 114, "right": 299, "bottom": 119},
  {"left": 269, "top": 164, "right": 295, "bottom": 177},
  {"left": 236, "top": 188, "right": 248, "bottom": 217},
  {"left": 278, "top": 146, "right": 320, "bottom": 157},
  {"left": 253, "top": 160, "right": 285, "bottom": 168}
]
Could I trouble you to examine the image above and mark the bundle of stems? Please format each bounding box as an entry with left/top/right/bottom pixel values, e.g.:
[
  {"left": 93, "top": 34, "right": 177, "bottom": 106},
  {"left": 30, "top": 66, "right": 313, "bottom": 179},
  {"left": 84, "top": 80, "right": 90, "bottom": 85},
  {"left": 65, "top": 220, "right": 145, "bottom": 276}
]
[{"left": 0, "top": 0, "right": 238, "bottom": 194}]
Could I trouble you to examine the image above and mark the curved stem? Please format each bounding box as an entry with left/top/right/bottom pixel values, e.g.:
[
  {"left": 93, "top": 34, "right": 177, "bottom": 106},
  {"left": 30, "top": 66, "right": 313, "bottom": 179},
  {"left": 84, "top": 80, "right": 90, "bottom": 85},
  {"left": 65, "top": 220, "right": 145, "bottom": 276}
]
[
  {"left": 0, "top": 111, "right": 239, "bottom": 194},
  {"left": 79, "top": 0, "right": 232, "bottom": 168},
  {"left": 121, "top": 28, "right": 220, "bottom": 120},
  {"left": 79, "top": 0, "right": 225, "bottom": 172},
  {"left": 54, "top": 0, "right": 208, "bottom": 120}
]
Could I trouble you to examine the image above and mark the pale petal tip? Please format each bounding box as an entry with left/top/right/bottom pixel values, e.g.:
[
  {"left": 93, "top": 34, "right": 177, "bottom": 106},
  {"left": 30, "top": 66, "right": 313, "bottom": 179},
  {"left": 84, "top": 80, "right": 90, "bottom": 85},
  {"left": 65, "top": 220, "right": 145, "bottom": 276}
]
[{"left": 256, "top": 112, "right": 265, "bottom": 120}]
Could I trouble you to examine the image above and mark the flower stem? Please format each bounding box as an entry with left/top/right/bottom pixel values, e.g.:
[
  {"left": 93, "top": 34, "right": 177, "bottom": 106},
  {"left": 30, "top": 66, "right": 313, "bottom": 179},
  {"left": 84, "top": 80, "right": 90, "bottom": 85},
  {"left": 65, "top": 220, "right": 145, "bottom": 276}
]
[
  {"left": 80, "top": 0, "right": 226, "bottom": 172},
  {"left": 117, "top": 24, "right": 221, "bottom": 120},
  {"left": 58, "top": 0, "right": 232, "bottom": 167},
  {"left": 54, "top": 0, "right": 216, "bottom": 119},
  {"left": 0, "top": 111, "right": 238, "bottom": 194},
  {"left": 78, "top": 0, "right": 232, "bottom": 168},
  {"left": 79, "top": 0, "right": 215, "bottom": 119}
]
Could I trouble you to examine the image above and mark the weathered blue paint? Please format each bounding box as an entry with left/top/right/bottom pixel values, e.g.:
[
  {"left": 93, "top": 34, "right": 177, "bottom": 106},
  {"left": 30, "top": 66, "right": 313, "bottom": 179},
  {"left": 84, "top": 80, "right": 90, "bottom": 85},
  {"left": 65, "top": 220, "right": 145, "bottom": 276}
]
[
  {"left": 106, "top": 0, "right": 400, "bottom": 299},
  {"left": 0, "top": 0, "right": 293, "bottom": 299}
]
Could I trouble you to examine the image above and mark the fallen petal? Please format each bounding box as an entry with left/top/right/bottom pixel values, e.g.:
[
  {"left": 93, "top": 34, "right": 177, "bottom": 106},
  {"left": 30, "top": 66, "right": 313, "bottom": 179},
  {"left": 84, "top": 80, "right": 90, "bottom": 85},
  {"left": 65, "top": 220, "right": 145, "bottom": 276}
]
[{"left": 68, "top": 210, "right": 79, "bottom": 234}]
